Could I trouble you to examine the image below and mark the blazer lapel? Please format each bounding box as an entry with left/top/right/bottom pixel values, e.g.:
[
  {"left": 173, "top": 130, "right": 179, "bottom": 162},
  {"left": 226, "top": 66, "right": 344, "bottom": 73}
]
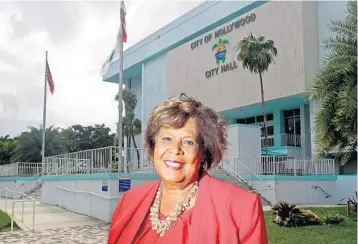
[
  {"left": 125, "top": 180, "right": 160, "bottom": 243},
  {"left": 188, "top": 173, "right": 212, "bottom": 244}
]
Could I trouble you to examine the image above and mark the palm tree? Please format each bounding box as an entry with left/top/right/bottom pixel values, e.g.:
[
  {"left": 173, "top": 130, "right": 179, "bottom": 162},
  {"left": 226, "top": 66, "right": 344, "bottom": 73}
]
[
  {"left": 11, "top": 126, "right": 66, "bottom": 162},
  {"left": 309, "top": 1, "right": 357, "bottom": 167},
  {"left": 235, "top": 33, "right": 278, "bottom": 155},
  {"left": 115, "top": 88, "right": 142, "bottom": 168}
]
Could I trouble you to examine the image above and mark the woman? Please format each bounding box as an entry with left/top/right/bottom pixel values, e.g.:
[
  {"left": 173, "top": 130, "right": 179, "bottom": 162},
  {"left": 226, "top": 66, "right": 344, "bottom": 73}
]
[{"left": 108, "top": 94, "right": 268, "bottom": 244}]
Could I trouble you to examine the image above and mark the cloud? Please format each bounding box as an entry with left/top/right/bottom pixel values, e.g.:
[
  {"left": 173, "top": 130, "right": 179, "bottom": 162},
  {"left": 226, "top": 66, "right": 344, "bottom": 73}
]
[{"left": 0, "top": 1, "right": 203, "bottom": 137}]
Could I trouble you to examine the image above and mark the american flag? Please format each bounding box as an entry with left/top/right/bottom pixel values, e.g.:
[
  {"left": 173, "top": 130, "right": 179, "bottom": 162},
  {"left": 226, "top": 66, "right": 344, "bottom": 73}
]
[
  {"left": 46, "top": 59, "right": 54, "bottom": 95},
  {"left": 119, "top": 1, "right": 127, "bottom": 43}
]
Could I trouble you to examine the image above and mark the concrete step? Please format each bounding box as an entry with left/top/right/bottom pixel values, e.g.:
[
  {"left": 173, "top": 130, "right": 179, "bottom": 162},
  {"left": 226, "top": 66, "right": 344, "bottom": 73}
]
[{"left": 215, "top": 170, "right": 272, "bottom": 207}]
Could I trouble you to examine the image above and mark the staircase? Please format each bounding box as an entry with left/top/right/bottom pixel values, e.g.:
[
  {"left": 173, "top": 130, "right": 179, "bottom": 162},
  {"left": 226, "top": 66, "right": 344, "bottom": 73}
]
[
  {"left": 211, "top": 163, "right": 272, "bottom": 207},
  {"left": 19, "top": 160, "right": 82, "bottom": 201},
  {"left": 224, "top": 173, "right": 272, "bottom": 207},
  {"left": 25, "top": 180, "right": 43, "bottom": 200}
]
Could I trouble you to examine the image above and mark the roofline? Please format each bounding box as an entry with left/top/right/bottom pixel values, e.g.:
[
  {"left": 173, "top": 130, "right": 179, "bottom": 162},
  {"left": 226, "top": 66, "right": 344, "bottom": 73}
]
[{"left": 103, "top": 0, "right": 268, "bottom": 82}]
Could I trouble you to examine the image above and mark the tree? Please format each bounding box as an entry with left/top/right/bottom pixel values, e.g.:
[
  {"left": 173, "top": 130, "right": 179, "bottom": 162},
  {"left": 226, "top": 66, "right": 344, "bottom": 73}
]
[
  {"left": 235, "top": 33, "right": 278, "bottom": 155},
  {"left": 115, "top": 88, "right": 142, "bottom": 168},
  {"left": 11, "top": 126, "right": 66, "bottom": 162},
  {"left": 61, "top": 124, "right": 115, "bottom": 152},
  {"left": 0, "top": 135, "right": 18, "bottom": 165},
  {"left": 309, "top": 1, "right": 357, "bottom": 166}
]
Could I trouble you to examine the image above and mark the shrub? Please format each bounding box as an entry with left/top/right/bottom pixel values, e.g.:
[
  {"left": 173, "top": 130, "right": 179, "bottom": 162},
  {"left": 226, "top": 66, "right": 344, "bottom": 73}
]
[
  {"left": 323, "top": 212, "right": 345, "bottom": 225},
  {"left": 272, "top": 202, "right": 321, "bottom": 227},
  {"left": 0, "top": 210, "right": 12, "bottom": 231}
]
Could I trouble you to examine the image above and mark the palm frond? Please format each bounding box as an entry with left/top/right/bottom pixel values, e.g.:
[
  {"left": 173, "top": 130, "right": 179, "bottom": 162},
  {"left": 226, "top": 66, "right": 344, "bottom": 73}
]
[{"left": 308, "top": 1, "right": 356, "bottom": 163}]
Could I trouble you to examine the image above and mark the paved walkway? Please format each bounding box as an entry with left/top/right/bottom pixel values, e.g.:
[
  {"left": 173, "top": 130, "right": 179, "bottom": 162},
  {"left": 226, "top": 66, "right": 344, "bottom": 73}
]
[
  {"left": 0, "top": 224, "right": 109, "bottom": 244},
  {"left": 0, "top": 198, "right": 110, "bottom": 243}
]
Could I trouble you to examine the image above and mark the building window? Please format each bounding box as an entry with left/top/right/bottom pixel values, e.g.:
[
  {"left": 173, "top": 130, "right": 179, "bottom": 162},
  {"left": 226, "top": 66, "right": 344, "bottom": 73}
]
[
  {"left": 282, "top": 108, "right": 301, "bottom": 147},
  {"left": 283, "top": 109, "right": 300, "bottom": 135},
  {"left": 236, "top": 113, "right": 274, "bottom": 125},
  {"left": 236, "top": 114, "right": 275, "bottom": 147}
]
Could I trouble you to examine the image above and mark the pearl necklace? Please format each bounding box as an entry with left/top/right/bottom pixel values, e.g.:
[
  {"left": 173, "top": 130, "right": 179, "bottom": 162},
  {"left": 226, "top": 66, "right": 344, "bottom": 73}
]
[{"left": 149, "top": 181, "right": 199, "bottom": 237}]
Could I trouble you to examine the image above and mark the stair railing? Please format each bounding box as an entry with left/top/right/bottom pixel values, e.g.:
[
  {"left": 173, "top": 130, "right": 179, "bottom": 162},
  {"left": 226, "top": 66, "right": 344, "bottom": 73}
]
[
  {"left": 311, "top": 185, "right": 332, "bottom": 198},
  {"left": 221, "top": 160, "right": 247, "bottom": 183},
  {"left": 0, "top": 186, "right": 36, "bottom": 231},
  {"left": 20, "top": 159, "right": 91, "bottom": 196},
  {"left": 233, "top": 158, "right": 273, "bottom": 189}
]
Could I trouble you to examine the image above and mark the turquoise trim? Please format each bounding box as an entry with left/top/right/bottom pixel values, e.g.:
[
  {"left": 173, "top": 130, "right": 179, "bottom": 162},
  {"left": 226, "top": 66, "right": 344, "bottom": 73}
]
[
  {"left": 0, "top": 174, "right": 340, "bottom": 182},
  {"left": 260, "top": 151, "right": 287, "bottom": 156},
  {"left": 266, "top": 146, "right": 303, "bottom": 151},
  {"left": 211, "top": 174, "right": 228, "bottom": 180},
  {"left": 250, "top": 175, "right": 338, "bottom": 181},
  {"left": 273, "top": 109, "right": 282, "bottom": 147},
  {"left": 0, "top": 177, "right": 41, "bottom": 181},
  {"left": 104, "top": 1, "right": 268, "bottom": 82},
  {"left": 41, "top": 172, "right": 161, "bottom": 181},
  {"left": 337, "top": 174, "right": 358, "bottom": 178},
  {"left": 228, "top": 123, "right": 261, "bottom": 128}
]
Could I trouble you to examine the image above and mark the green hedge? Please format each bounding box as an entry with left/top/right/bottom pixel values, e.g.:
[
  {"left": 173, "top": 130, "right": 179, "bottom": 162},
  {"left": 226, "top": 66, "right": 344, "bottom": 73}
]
[{"left": 0, "top": 210, "right": 12, "bottom": 231}]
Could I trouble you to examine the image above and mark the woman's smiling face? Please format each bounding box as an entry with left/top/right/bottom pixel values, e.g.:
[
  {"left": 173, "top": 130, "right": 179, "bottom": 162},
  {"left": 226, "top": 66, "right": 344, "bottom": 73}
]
[{"left": 153, "top": 118, "right": 203, "bottom": 186}]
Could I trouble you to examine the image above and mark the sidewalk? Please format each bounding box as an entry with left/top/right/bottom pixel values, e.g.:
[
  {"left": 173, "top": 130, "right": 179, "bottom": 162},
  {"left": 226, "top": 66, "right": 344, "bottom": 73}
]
[{"left": 0, "top": 198, "right": 110, "bottom": 243}]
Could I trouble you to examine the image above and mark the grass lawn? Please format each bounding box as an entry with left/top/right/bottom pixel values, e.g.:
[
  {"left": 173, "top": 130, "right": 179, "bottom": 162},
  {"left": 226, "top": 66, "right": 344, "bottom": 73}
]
[
  {"left": 266, "top": 206, "right": 357, "bottom": 244},
  {"left": 0, "top": 210, "right": 19, "bottom": 232}
]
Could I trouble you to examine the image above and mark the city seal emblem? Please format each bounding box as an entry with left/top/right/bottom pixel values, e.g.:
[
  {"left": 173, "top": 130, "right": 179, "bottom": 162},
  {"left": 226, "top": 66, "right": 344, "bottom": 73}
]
[{"left": 212, "top": 39, "right": 229, "bottom": 65}]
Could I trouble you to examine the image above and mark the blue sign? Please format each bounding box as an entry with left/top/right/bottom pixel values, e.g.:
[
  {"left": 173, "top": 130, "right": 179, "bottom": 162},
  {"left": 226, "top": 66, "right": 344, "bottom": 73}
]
[
  {"left": 102, "top": 180, "right": 108, "bottom": 192},
  {"left": 119, "top": 177, "right": 131, "bottom": 192}
]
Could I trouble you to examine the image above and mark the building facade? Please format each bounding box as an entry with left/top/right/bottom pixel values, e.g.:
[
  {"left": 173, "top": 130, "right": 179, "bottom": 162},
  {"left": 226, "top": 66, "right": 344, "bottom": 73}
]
[{"left": 102, "top": 1, "right": 348, "bottom": 159}]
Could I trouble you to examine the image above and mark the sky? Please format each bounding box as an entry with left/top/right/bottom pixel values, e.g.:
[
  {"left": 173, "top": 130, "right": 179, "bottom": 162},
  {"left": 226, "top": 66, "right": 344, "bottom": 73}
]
[{"left": 0, "top": 0, "right": 203, "bottom": 137}]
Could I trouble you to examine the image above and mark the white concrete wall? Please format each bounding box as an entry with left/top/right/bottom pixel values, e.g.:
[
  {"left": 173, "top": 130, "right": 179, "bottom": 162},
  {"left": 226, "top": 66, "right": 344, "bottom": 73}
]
[
  {"left": 272, "top": 176, "right": 357, "bottom": 205},
  {"left": 0, "top": 180, "right": 37, "bottom": 199},
  {"left": 333, "top": 175, "right": 357, "bottom": 204},
  {"left": 249, "top": 180, "right": 276, "bottom": 204},
  {"left": 275, "top": 180, "right": 336, "bottom": 205},
  {"left": 244, "top": 175, "right": 356, "bottom": 205},
  {"left": 238, "top": 125, "right": 261, "bottom": 158},
  {"left": 225, "top": 124, "right": 261, "bottom": 167},
  {"left": 41, "top": 178, "right": 156, "bottom": 223}
]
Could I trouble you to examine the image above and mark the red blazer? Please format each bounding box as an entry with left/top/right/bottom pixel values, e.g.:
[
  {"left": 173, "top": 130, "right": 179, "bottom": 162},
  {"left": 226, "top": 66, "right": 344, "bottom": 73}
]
[{"left": 108, "top": 173, "right": 268, "bottom": 244}]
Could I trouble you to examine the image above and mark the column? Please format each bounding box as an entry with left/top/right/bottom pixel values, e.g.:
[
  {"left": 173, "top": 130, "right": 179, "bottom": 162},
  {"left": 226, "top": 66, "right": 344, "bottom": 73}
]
[
  {"left": 273, "top": 109, "right": 282, "bottom": 147},
  {"left": 301, "top": 104, "right": 312, "bottom": 158},
  {"left": 309, "top": 100, "right": 318, "bottom": 157}
]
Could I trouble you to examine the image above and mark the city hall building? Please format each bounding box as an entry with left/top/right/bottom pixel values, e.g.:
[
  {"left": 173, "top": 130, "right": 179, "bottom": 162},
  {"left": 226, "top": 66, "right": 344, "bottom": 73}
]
[{"left": 101, "top": 1, "right": 347, "bottom": 159}]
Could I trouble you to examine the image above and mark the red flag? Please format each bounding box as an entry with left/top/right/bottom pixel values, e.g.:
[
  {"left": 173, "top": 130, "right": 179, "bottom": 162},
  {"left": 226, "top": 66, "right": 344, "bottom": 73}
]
[
  {"left": 46, "top": 60, "right": 54, "bottom": 94},
  {"left": 120, "top": 1, "right": 127, "bottom": 43}
]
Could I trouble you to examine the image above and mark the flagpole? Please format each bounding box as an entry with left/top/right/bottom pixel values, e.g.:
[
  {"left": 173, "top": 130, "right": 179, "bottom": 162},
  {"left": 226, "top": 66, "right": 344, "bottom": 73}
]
[
  {"left": 41, "top": 51, "right": 48, "bottom": 174},
  {"left": 117, "top": 1, "right": 124, "bottom": 173}
]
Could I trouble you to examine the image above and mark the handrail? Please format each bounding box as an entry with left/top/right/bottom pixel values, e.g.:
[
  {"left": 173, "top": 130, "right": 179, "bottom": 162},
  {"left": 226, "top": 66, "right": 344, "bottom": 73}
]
[
  {"left": 20, "top": 159, "right": 92, "bottom": 197},
  {"left": 222, "top": 162, "right": 273, "bottom": 193},
  {"left": 0, "top": 186, "right": 35, "bottom": 201},
  {"left": 312, "top": 185, "right": 332, "bottom": 198},
  {"left": 11, "top": 200, "right": 36, "bottom": 232},
  {"left": 0, "top": 186, "right": 36, "bottom": 232},
  {"left": 22, "top": 158, "right": 90, "bottom": 184},
  {"left": 222, "top": 162, "right": 247, "bottom": 183},
  {"left": 56, "top": 186, "right": 121, "bottom": 200},
  {"left": 233, "top": 158, "right": 272, "bottom": 189}
]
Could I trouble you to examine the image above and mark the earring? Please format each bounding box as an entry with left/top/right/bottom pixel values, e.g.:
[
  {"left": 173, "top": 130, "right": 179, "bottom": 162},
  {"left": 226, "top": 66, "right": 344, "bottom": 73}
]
[{"left": 200, "top": 162, "right": 207, "bottom": 171}]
